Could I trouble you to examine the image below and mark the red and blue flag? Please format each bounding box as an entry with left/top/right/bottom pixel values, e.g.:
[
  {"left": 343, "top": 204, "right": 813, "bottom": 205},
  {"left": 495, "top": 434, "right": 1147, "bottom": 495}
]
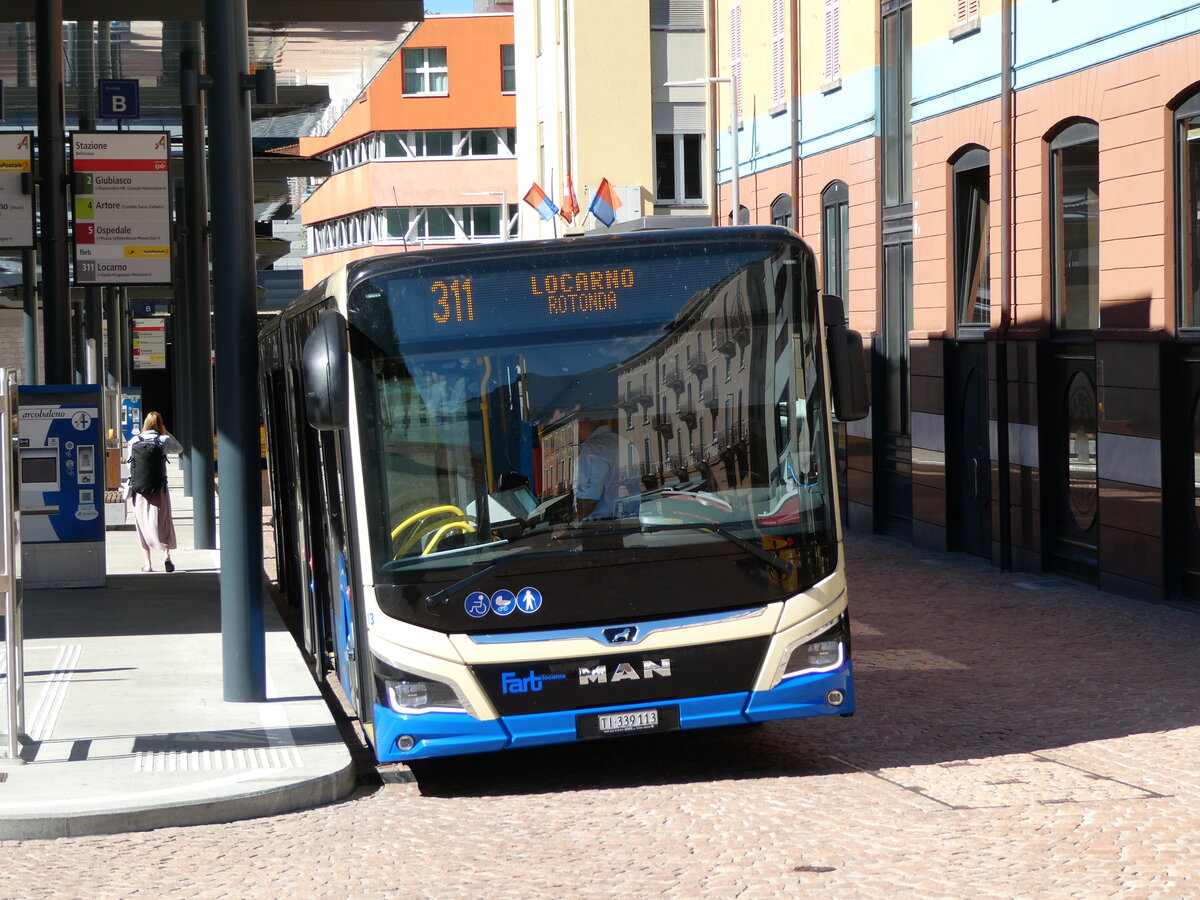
[
  {"left": 560, "top": 172, "right": 579, "bottom": 224},
  {"left": 587, "top": 178, "right": 622, "bottom": 227},
  {"left": 523, "top": 183, "right": 559, "bottom": 222}
]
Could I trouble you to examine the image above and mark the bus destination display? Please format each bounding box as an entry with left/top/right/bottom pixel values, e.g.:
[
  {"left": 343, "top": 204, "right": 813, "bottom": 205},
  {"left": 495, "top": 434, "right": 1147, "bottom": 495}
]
[
  {"left": 428, "top": 267, "right": 635, "bottom": 327},
  {"left": 380, "top": 244, "right": 769, "bottom": 342}
]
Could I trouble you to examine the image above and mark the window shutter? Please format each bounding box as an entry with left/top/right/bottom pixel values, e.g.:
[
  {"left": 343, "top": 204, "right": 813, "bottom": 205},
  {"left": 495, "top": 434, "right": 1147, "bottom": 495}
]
[
  {"left": 824, "top": 0, "right": 840, "bottom": 84},
  {"left": 771, "top": 0, "right": 786, "bottom": 107},
  {"left": 730, "top": 4, "right": 743, "bottom": 121},
  {"left": 651, "top": 0, "right": 704, "bottom": 29}
]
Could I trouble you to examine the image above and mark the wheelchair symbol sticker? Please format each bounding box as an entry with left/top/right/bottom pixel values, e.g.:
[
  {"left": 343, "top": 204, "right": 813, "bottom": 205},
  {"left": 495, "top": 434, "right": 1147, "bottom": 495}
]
[{"left": 465, "top": 591, "right": 490, "bottom": 618}]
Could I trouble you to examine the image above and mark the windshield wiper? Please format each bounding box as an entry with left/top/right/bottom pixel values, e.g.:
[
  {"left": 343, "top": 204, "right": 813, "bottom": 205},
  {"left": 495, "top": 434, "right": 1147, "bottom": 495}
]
[
  {"left": 560, "top": 522, "right": 794, "bottom": 577},
  {"left": 423, "top": 521, "right": 793, "bottom": 613},
  {"left": 422, "top": 546, "right": 589, "bottom": 612}
]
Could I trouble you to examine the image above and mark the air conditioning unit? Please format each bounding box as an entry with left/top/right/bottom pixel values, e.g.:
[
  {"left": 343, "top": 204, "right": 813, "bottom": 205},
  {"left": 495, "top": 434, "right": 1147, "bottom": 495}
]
[{"left": 584, "top": 184, "right": 643, "bottom": 229}]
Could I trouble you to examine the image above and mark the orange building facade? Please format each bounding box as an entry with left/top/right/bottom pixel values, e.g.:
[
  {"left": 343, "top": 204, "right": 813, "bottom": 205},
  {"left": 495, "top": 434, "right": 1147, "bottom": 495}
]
[{"left": 299, "top": 14, "right": 517, "bottom": 289}]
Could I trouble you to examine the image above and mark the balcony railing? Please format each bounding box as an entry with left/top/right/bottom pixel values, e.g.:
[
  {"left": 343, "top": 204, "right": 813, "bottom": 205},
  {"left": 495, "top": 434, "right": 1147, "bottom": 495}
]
[
  {"left": 676, "top": 400, "right": 697, "bottom": 429},
  {"left": 662, "top": 364, "right": 685, "bottom": 394},
  {"left": 651, "top": 413, "right": 674, "bottom": 437}
]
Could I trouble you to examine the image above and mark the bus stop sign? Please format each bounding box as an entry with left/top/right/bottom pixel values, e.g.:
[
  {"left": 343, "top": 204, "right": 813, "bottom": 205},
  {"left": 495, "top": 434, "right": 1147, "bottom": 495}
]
[{"left": 98, "top": 79, "right": 139, "bottom": 120}]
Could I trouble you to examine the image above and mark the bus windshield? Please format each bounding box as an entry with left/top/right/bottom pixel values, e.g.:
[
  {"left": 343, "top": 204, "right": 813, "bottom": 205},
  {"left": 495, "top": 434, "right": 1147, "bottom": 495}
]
[{"left": 348, "top": 234, "right": 837, "bottom": 613}]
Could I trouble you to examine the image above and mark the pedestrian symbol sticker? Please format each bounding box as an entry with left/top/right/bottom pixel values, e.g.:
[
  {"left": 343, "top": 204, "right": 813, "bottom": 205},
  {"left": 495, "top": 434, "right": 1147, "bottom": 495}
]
[
  {"left": 465, "top": 591, "right": 490, "bottom": 618},
  {"left": 491, "top": 589, "right": 517, "bottom": 616},
  {"left": 516, "top": 587, "right": 542, "bottom": 613}
]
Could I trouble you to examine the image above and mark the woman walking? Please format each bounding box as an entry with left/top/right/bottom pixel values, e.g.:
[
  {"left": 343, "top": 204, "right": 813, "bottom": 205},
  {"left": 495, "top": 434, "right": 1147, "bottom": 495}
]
[{"left": 126, "top": 410, "right": 182, "bottom": 572}]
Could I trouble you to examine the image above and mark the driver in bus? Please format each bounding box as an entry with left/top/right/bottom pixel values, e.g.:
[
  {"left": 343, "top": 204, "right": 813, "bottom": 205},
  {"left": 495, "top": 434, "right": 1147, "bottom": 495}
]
[{"left": 573, "top": 410, "right": 640, "bottom": 521}]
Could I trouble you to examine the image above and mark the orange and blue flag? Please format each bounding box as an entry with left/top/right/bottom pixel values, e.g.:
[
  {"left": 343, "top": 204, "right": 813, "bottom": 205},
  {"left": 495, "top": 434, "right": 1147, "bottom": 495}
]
[
  {"left": 588, "top": 178, "right": 622, "bottom": 227},
  {"left": 560, "top": 173, "right": 579, "bottom": 224},
  {"left": 523, "top": 183, "right": 559, "bottom": 222}
]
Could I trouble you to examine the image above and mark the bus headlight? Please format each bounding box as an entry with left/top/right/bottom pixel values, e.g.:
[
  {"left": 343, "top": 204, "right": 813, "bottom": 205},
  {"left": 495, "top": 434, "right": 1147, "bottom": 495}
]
[
  {"left": 773, "top": 615, "right": 848, "bottom": 686},
  {"left": 374, "top": 657, "right": 474, "bottom": 715}
]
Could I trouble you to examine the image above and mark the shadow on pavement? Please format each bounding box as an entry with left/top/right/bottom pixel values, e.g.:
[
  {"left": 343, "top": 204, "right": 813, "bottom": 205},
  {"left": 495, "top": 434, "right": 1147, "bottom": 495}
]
[
  {"left": 410, "top": 533, "right": 1200, "bottom": 798},
  {"left": 21, "top": 573, "right": 290, "bottom": 638}
]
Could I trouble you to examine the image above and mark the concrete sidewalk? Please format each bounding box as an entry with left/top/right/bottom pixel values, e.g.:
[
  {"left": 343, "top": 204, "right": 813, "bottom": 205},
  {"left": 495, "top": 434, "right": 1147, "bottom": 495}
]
[{"left": 0, "top": 463, "right": 356, "bottom": 839}]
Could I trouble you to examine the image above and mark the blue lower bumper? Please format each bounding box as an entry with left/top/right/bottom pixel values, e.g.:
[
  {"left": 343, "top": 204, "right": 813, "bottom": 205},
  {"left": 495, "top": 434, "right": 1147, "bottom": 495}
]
[{"left": 373, "top": 662, "right": 854, "bottom": 762}]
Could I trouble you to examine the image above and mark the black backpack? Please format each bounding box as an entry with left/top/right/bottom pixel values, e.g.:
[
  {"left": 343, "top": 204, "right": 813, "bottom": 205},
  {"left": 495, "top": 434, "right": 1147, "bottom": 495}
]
[{"left": 130, "top": 436, "right": 167, "bottom": 496}]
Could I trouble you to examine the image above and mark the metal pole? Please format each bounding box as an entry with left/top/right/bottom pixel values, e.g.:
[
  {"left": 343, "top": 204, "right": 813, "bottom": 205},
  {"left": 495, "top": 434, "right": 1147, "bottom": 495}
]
[
  {"left": 21, "top": 250, "right": 38, "bottom": 385},
  {"left": 728, "top": 73, "right": 739, "bottom": 224},
  {"left": 2, "top": 369, "right": 26, "bottom": 763},
  {"left": 997, "top": 0, "right": 1013, "bottom": 571},
  {"left": 35, "top": 0, "right": 72, "bottom": 384},
  {"left": 172, "top": 177, "right": 193, "bottom": 497},
  {"left": 204, "top": 0, "right": 265, "bottom": 701},
  {"left": 706, "top": 0, "right": 719, "bottom": 227},
  {"left": 77, "top": 21, "right": 104, "bottom": 386},
  {"left": 104, "top": 287, "right": 119, "bottom": 388},
  {"left": 181, "top": 37, "right": 217, "bottom": 549}
]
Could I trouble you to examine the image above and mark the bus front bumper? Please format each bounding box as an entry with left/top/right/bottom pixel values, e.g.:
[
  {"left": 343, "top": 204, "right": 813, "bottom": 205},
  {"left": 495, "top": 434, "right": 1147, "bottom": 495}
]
[{"left": 372, "top": 661, "right": 854, "bottom": 762}]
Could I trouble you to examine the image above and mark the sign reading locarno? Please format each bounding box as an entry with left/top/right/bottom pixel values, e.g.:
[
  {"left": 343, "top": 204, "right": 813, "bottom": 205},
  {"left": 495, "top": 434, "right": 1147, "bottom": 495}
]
[{"left": 71, "top": 132, "right": 171, "bottom": 285}]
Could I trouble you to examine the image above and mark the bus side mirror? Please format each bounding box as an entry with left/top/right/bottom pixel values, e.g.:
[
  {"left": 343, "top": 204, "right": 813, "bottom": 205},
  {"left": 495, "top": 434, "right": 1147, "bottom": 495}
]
[
  {"left": 302, "top": 309, "right": 349, "bottom": 430},
  {"left": 823, "top": 294, "right": 869, "bottom": 422}
]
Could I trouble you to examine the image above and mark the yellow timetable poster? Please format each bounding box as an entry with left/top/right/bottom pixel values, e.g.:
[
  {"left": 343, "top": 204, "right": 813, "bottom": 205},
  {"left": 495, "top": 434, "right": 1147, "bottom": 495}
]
[{"left": 0, "top": 133, "right": 34, "bottom": 249}]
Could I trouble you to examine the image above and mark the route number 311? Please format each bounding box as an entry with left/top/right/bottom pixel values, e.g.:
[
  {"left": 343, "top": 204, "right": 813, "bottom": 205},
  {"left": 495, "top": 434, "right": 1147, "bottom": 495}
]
[{"left": 431, "top": 279, "right": 475, "bottom": 324}]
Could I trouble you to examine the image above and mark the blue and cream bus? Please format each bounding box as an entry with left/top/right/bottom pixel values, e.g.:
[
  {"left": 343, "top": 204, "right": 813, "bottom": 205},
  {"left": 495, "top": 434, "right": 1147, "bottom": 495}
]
[{"left": 259, "top": 226, "right": 867, "bottom": 761}]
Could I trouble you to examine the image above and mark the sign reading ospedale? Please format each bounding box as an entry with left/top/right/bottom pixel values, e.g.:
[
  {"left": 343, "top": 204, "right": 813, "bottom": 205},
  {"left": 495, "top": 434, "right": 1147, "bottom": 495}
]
[{"left": 72, "top": 132, "right": 171, "bottom": 285}]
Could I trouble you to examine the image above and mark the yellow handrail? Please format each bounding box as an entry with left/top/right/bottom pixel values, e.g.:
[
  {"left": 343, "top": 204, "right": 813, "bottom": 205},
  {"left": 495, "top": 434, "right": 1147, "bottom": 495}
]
[{"left": 420, "top": 520, "right": 476, "bottom": 556}]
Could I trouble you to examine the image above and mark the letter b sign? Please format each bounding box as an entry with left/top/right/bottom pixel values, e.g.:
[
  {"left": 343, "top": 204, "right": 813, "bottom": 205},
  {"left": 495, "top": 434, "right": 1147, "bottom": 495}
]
[{"left": 99, "top": 80, "right": 139, "bottom": 120}]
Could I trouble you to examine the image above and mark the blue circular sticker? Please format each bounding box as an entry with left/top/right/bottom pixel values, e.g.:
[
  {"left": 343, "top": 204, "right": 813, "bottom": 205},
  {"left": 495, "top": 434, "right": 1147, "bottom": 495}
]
[
  {"left": 465, "top": 591, "right": 490, "bottom": 618},
  {"left": 516, "top": 587, "right": 542, "bottom": 613},
  {"left": 491, "top": 589, "right": 517, "bottom": 616}
]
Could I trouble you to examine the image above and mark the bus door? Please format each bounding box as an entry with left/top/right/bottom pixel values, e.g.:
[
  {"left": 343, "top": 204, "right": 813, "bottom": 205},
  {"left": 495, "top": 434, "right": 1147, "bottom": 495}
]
[
  {"left": 316, "top": 427, "right": 363, "bottom": 708},
  {"left": 288, "top": 328, "right": 332, "bottom": 671}
]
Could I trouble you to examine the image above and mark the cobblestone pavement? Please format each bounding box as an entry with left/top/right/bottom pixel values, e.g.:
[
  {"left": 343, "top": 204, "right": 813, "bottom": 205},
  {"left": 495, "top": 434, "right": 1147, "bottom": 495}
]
[{"left": 3, "top": 533, "right": 1199, "bottom": 899}]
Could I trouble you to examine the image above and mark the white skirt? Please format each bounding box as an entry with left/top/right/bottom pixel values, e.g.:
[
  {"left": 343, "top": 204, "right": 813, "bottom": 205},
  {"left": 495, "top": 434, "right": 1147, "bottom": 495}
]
[{"left": 131, "top": 488, "right": 177, "bottom": 551}]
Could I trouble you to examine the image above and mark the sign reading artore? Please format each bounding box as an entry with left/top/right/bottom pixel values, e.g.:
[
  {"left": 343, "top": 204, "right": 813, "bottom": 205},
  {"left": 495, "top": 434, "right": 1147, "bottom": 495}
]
[
  {"left": 72, "top": 132, "right": 171, "bottom": 285},
  {"left": 0, "top": 132, "right": 34, "bottom": 249}
]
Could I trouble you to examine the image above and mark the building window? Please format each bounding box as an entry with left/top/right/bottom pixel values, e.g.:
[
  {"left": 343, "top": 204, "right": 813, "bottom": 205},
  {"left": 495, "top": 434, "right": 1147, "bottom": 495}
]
[
  {"left": 821, "top": 180, "right": 849, "bottom": 299},
  {"left": 882, "top": 1, "right": 912, "bottom": 208},
  {"left": 823, "top": 0, "right": 841, "bottom": 85},
  {"left": 1049, "top": 120, "right": 1100, "bottom": 331},
  {"left": 655, "top": 133, "right": 703, "bottom": 203},
  {"left": 380, "top": 129, "right": 515, "bottom": 159},
  {"left": 953, "top": 146, "right": 990, "bottom": 328},
  {"left": 955, "top": 0, "right": 980, "bottom": 22},
  {"left": 501, "top": 44, "right": 515, "bottom": 93},
  {"left": 1177, "top": 88, "right": 1200, "bottom": 328},
  {"left": 403, "top": 47, "right": 448, "bottom": 95},
  {"left": 771, "top": 194, "right": 793, "bottom": 229}
]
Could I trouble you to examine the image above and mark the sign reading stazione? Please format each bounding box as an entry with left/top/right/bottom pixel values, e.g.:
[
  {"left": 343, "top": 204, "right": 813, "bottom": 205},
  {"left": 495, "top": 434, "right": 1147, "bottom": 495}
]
[
  {"left": 0, "top": 132, "right": 34, "bottom": 249},
  {"left": 72, "top": 132, "right": 171, "bottom": 285}
]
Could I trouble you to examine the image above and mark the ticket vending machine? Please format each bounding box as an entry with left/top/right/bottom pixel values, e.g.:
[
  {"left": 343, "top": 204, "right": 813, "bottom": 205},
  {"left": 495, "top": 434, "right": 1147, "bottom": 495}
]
[{"left": 17, "top": 385, "right": 106, "bottom": 588}]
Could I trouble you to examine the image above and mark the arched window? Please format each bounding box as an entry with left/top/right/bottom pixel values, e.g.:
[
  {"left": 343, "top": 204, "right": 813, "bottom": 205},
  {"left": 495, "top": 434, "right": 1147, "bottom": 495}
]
[
  {"left": 952, "top": 146, "right": 990, "bottom": 328},
  {"left": 1048, "top": 120, "right": 1100, "bottom": 331},
  {"left": 1176, "top": 86, "right": 1200, "bottom": 329},
  {"left": 821, "top": 180, "right": 850, "bottom": 298},
  {"left": 770, "top": 194, "right": 793, "bottom": 229}
]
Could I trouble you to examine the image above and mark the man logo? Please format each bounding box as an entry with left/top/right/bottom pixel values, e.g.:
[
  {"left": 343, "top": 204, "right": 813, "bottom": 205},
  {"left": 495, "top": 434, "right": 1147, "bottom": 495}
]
[
  {"left": 578, "top": 658, "right": 672, "bottom": 685},
  {"left": 603, "top": 625, "right": 638, "bottom": 644}
]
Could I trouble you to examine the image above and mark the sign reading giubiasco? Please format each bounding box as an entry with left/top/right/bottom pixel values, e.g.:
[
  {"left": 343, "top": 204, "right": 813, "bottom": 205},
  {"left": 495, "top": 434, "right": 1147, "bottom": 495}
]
[
  {"left": 0, "top": 132, "right": 34, "bottom": 249},
  {"left": 72, "top": 132, "right": 171, "bottom": 285}
]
